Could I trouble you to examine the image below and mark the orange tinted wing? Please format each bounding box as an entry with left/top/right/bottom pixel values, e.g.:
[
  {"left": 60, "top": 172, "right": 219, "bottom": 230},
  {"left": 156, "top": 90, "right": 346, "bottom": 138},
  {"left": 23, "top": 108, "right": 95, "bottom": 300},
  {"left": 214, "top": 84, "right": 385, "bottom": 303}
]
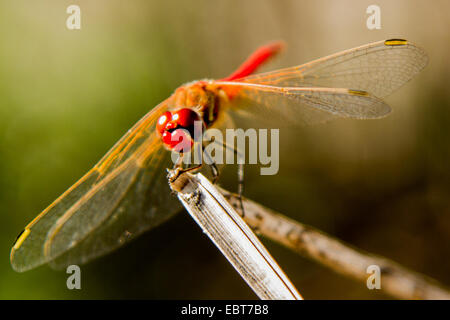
[
  {"left": 214, "top": 82, "right": 391, "bottom": 125},
  {"left": 237, "top": 39, "right": 428, "bottom": 99},
  {"left": 11, "top": 99, "right": 181, "bottom": 272}
]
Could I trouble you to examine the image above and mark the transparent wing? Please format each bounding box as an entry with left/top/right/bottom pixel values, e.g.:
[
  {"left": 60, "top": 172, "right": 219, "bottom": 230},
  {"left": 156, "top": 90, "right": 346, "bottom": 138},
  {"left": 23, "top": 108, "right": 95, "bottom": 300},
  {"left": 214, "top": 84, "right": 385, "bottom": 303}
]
[
  {"left": 214, "top": 82, "right": 391, "bottom": 125},
  {"left": 48, "top": 145, "right": 178, "bottom": 269},
  {"left": 238, "top": 39, "right": 428, "bottom": 99},
  {"left": 11, "top": 99, "right": 181, "bottom": 272}
]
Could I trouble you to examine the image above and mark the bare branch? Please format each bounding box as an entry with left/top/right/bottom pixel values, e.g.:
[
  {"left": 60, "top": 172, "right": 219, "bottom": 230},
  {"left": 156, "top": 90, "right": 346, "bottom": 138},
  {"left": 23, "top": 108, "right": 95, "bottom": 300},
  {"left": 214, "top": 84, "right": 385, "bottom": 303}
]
[
  {"left": 220, "top": 188, "right": 450, "bottom": 300},
  {"left": 168, "top": 170, "right": 302, "bottom": 300}
]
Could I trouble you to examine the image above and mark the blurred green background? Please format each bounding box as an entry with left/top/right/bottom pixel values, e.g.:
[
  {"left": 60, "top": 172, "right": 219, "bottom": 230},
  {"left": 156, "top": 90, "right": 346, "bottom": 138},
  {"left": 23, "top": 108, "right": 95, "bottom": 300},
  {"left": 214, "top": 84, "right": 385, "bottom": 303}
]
[{"left": 0, "top": 0, "right": 449, "bottom": 299}]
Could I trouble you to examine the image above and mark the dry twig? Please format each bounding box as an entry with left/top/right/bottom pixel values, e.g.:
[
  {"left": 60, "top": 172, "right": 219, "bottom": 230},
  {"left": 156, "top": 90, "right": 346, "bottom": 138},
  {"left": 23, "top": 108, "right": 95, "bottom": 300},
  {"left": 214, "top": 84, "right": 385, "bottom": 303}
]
[
  {"left": 168, "top": 170, "right": 302, "bottom": 300},
  {"left": 220, "top": 188, "right": 450, "bottom": 300}
]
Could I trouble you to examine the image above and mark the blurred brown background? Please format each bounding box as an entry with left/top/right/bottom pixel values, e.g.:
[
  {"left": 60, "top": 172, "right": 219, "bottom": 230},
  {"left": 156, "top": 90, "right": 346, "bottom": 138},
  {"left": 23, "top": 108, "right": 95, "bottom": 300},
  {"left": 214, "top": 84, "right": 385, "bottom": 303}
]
[{"left": 0, "top": 0, "right": 449, "bottom": 299}]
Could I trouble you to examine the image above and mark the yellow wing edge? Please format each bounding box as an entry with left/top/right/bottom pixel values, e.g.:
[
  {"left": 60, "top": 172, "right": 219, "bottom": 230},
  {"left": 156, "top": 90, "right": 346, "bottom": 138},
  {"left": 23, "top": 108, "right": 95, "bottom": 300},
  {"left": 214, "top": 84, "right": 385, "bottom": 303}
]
[
  {"left": 384, "top": 39, "right": 408, "bottom": 46},
  {"left": 13, "top": 228, "right": 31, "bottom": 250},
  {"left": 348, "top": 89, "right": 369, "bottom": 96},
  {"left": 10, "top": 100, "right": 168, "bottom": 267}
]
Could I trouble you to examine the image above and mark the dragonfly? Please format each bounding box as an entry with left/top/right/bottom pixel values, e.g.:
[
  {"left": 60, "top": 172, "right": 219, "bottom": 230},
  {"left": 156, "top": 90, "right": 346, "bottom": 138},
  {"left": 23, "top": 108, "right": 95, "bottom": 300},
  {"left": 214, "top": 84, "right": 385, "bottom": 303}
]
[{"left": 11, "top": 39, "right": 428, "bottom": 272}]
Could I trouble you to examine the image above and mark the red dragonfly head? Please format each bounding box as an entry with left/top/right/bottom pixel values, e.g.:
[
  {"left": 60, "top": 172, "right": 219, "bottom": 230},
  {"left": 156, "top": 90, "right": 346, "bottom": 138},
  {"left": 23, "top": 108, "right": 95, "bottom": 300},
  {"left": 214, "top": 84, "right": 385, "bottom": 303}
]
[{"left": 156, "top": 108, "right": 202, "bottom": 153}]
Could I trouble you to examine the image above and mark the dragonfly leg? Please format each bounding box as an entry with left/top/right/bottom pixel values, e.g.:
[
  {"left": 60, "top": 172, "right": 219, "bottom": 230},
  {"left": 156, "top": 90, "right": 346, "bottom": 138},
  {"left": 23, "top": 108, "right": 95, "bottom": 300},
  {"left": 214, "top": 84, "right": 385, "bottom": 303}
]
[
  {"left": 172, "top": 153, "right": 184, "bottom": 169},
  {"left": 206, "top": 138, "right": 246, "bottom": 217},
  {"left": 225, "top": 143, "right": 245, "bottom": 217},
  {"left": 171, "top": 153, "right": 203, "bottom": 177},
  {"left": 237, "top": 162, "right": 245, "bottom": 218},
  {"left": 202, "top": 145, "right": 220, "bottom": 184}
]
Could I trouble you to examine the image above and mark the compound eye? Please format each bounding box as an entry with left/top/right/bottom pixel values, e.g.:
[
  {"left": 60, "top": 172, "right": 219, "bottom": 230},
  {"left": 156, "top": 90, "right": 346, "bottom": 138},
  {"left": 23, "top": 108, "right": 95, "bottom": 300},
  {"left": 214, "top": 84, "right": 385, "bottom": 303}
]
[
  {"left": 172, "top": 108, "right": 199, "bottom": 129},
  {"left": 161, "top": 129, "right": 193, "bottom": 153},
  {"left": 156, "top": 111, "right": 172, "bottom": 135}
]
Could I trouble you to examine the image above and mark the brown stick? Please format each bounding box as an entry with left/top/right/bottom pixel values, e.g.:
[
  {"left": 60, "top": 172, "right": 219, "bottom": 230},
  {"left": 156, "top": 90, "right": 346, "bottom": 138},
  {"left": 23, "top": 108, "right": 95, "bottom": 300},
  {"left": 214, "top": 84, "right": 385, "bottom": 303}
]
[{"left": 220, "top": 188, "right": 450, "bottom": 300}]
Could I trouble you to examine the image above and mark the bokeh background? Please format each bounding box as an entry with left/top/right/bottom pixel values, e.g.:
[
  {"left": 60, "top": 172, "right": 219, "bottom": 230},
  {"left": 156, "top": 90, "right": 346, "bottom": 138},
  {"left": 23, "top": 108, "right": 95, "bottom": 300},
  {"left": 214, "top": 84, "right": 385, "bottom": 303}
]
[{"left": 0, "top": 0, "right": 449, "bottom": 299}]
